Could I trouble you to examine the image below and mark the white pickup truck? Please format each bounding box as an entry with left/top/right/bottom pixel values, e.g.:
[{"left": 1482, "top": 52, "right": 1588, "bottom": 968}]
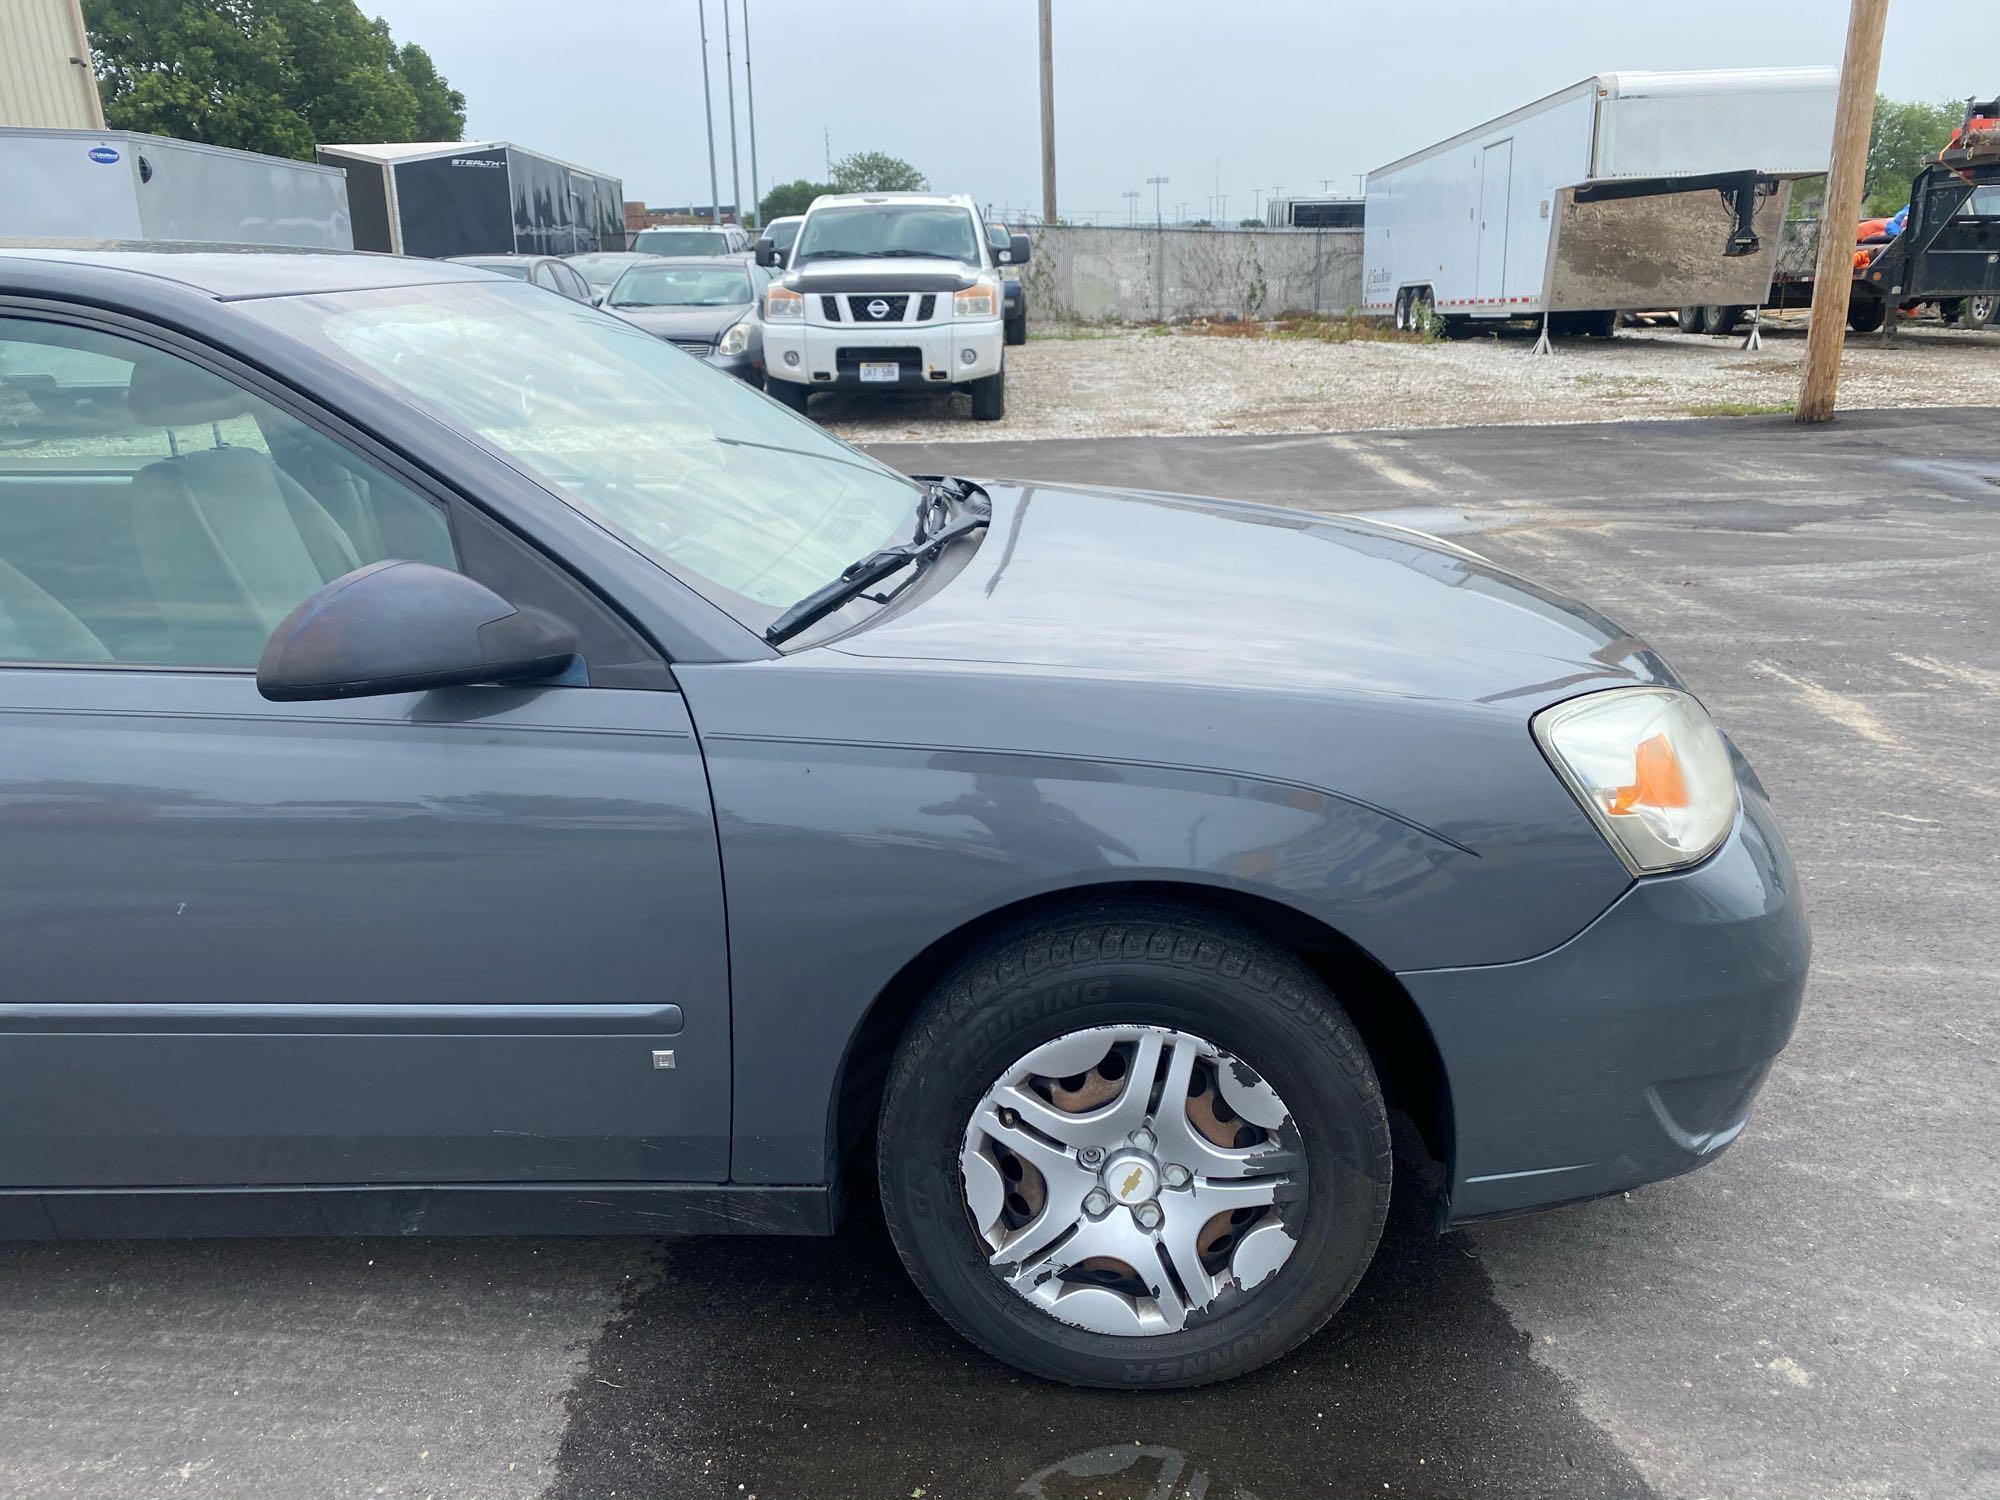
[{"left": 756, "top": 192, "right": 1029, "bottom": 421}]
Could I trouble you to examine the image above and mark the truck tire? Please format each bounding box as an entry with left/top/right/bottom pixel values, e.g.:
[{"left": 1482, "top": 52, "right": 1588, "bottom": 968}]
[
  {"left": 876, "top": 904, "right": 1392, "bottom": 1389},
  {"left": 1846, "top": 295, "right": 1886, "bottom": 334},
  {"left": 1677, "top": 306, "right": 1707, "bottom": 334},
  {"left": 1705, "top": 305, "right": 1743, "bottom": 336},
  {"left": 769, "top": 379, "right": 811, "bottom": 414},
  {"left": 969, "top": 369, "right": 1006, "bottom": 422},
  {"left": 1006, "top": 311, "right": 1028, "bottom": 346}
]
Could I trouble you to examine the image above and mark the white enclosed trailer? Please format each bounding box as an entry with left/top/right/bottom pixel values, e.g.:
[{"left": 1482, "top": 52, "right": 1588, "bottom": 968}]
[
  {"left": 0, "top": 127, "right": 352, "bottom": 247},
  {"left": 1362, "top": 69, "right": 1836, "bottom": 335}
]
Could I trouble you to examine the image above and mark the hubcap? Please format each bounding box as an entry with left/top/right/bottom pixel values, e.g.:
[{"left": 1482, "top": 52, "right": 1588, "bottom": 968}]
[{"left": 958, "top": 1024, "right": 1304, "bottom": 1337}]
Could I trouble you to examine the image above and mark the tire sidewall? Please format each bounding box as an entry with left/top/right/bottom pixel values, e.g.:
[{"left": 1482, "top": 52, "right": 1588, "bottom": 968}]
[{"left": 880, "top": 934, "right": 1388, "bottom": 1388}]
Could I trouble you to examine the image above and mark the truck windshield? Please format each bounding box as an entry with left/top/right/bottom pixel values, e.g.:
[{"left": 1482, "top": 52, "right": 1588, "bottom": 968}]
[
  {"left": 243, "top": 281, "right": 920, "bottom": 629},
  {"left": 609, "top": 266, "right": 753, "bottom": 308},
  {"left": 632, "top": 228, "right": 733, "bottom": 256},
  {"left": 793, "top": 206, "right": 980, "bottom": 265}
]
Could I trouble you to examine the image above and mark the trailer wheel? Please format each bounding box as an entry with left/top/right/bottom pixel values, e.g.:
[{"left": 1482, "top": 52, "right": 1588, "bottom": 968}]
[
  {"left": 1677, "top": 306, "right": 1707, "bottom": 334},
  {"left": 1407, "top": 287, "right": 1436, "bottom": 335},
  {"left": 1393, "top": 290, "right": 1410, "bottom": 332},
  {"left": 1846, "top": 295, "right": 1886, "bottom": 334},
  {"left": 1960, "top": 294, "right": 1997, "bottom": 330},
  {"left": 1584, "top": 310, "right": 1618, "bottom": 338},
  {"left": 1705, "top": 305, "right": 1743, "bottom": 337}
]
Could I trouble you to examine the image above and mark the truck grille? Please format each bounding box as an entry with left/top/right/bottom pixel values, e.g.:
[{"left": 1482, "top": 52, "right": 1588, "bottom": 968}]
[
  {"left": 847, "top": 294, "right": 910, "bottom": 322},
  {"left": 916, "top": 294, "right": 937, "bottom": 320},
  {"left": 666, "top": 337, "right": 714, "bottom": 356},
  {"left": 820, "top": 296, "right": 842, "bottom": 320}
]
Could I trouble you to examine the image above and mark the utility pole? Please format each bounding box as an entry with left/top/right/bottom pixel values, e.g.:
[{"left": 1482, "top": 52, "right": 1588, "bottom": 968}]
[
  {"left": 1269, "top": 185, "right": 1282, "bottom": 224},
  {"left": 1252, "top": 187, "right": 1262, "bottom": 221},
  {"left": 1037, "top": 0, "right": 1058, "bottom": 224},
  {"left": 824, "top": 128, "right": 833, "bottom": 179},
  {"left": 1122, "top": 189, "right": 1140, "bottom": 225},
  {"left": 721, "top": 0, "right": 741, "bottom": 222},
  {"left": 742, "top": 0, "right": 760, "bottom": 228},
  {"left": 1798, "top": 0, "right": 1890, "bottom": 423},
  {"left": 697, "top": 0, "right": 721, "bottom": 225},
  {"left": 1148, "top": 174, "right": 1169, "bottom": 226},
  {"left": 1147, "top": 174, "right": 1169, "bottom": 320}
]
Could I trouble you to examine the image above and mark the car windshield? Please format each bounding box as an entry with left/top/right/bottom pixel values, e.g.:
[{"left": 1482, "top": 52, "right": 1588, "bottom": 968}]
[
  {"left": 1968, "top": 185, "right": 2000, "bottom": 217},
  {"left": 793, "top": 205, "right": 980, "bottom": 264},
  {"left": 243, "top": 281, "right": 920, "bottom": 627},
  {"left": 769, "top": 219, "right": 801, "bottom": 249},
  {"left": 632, "top": 228, "right": 733, "bottom": 256},
  {"left": 568, "top": 254, "right": 642, "bottom": 291},
  {"left": 609, "top": 266, "right": 752, "bottom": 309}
]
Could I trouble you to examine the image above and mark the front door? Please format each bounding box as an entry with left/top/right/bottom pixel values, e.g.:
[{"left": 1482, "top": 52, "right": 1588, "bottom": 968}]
[
  {"left": 1477, "top": 139, "right": 1514, "bottom": 304},
  {"left": 0, "top": 313, "right": 730, "bottom": 1189}
]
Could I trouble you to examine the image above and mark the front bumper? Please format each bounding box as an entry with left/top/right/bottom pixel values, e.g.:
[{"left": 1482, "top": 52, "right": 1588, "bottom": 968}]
[
  {"left": 705, "top": 348, "right": 763, "bottom": 384},
  {"left": 763, "top": 318, "right": 1003, "bottom": 389},
  {"left": 1401, "top": 776, "right": 1809, "bottom": 1224}
]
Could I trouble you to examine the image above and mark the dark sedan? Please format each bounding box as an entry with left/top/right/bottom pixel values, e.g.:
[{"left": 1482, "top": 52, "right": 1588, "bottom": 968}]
[
  {"left": 603, "top": 256, "right": 768, "bottom": 383},
  {"left": 0, "top": 243, "right": 1807, "bottom": 1392}
]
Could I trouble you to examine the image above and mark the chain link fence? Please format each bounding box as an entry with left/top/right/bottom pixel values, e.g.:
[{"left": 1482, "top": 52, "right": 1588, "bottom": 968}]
[
  {"left": 1776, "top": 218, "right": 1821, "bottom": 279},
  {"left": 1022, "top": 225, "right": 1365, "bottom": 327}
]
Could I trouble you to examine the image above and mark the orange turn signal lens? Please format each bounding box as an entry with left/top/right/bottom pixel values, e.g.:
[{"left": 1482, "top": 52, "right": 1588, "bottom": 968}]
[{"left": 1604, "top": 732, "right": 1689, "bottom": 815}]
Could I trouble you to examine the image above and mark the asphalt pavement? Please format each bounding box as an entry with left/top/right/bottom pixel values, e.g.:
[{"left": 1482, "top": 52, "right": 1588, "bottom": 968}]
[{"left": 2, "top": 409, "right": 1995, "bottom": 1500}]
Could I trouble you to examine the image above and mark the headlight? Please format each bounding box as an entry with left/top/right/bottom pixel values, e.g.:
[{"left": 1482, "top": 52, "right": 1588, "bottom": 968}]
[
  {"left": 717, "top": 319, "right": 751, "bottom": 356},
  {"left": 1532, "top": 687, "right": 1737, "bottom": 873},
  {"left": 954, "top": 282, "right": 1000, "bottom": 319},
  {"left": 765, "top": 285, "right": 803, "bottom": 320}
]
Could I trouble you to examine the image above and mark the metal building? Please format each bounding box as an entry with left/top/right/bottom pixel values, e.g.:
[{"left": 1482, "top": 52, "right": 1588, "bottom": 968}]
[{"left": 0, "top": 0, "right": 106, "bottom": 130}]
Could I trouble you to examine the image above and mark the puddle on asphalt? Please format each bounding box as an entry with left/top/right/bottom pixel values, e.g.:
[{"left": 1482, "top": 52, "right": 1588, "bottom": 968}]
[{"left": 548, "top": 1150, "right": 1654, "bottom": 1500}]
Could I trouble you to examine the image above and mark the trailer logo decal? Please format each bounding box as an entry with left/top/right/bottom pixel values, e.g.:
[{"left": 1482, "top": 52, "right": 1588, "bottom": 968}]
[
  {"left": 451, "top": 158, "right": 505, "bottom": 169},
  {"left": 87, "top": 146, "right": 120, "bottom": 165}
]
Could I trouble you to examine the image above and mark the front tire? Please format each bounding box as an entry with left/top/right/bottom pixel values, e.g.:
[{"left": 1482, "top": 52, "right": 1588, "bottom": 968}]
[
  {"left": 968, "top": 368, "right": 1006, "bottom": 422},
  {"left": 877, "top": 906, "right": 1392, "bottom": 1389},
  {"left": 768, "top": 378, "right": 810, "bottom": 413},
  {"left": 1005, "top": 311, "right": 1028, "bottom": 346}
]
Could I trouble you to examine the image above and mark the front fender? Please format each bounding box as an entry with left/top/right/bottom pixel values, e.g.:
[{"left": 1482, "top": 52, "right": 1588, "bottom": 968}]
[{"left": 683, "top": 664, "right": 1503, "bottom": 1184}]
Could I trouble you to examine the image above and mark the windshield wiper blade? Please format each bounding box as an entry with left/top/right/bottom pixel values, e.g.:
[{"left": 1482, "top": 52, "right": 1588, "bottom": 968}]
[{"left": 764, "top": 512, "right": 989, "bottom": 645}]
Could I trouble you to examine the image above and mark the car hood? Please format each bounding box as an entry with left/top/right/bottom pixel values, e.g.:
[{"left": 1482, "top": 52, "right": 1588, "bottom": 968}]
[
  {"left": 832, "top": 482, "right": 1677, "bottom": 711},
  {"left": 612, "top": 306, "right": 751, "bottom": 340},
  {"left": 788, "top": 255, "right": 982, "bottom": 289}
]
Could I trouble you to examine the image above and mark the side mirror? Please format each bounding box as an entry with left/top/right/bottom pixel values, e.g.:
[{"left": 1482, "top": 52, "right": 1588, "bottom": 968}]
[
  {"left": 257, "top": 560, "right": 577, "bottom": 703},
  {"left": 754, "top": 239, "right": 780, "bottom": 267},
  {"left": 1007, "top": 233, "right": 1032, "bottom": 266},
  {"left": 591, "top": 291, "right": 607, "bottom": 306}
]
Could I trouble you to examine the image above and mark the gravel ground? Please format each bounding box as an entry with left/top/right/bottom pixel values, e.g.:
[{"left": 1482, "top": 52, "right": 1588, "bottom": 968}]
[{"left": 814, "top": 316, "right": 2000, "bottom": 443}]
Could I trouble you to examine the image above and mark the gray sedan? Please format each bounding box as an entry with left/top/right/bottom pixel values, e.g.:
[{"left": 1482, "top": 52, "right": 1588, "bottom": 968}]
[
  {"left": 0, "top": 244, "right": 1807, "bottom": 1390},
  {"left": 603, "top": 256, "right": 767, "bottom": 383}
]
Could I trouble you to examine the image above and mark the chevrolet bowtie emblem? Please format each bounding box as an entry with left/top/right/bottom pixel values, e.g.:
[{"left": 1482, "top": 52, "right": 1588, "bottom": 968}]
[{"left": 1119, "top": 1166, "right": 1144, "bottom": 1199}]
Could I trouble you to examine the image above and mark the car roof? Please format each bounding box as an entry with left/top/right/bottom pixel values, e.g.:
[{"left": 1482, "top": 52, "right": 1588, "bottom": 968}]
[
  {"left": 448, "top": 254, "right": 549, "bottom": 266},
  {"left": 0, "top": 240, "right": 490, "bottom": 299},
  {"left": 615, "top": 256, "right": 751, "bottom": 272}
]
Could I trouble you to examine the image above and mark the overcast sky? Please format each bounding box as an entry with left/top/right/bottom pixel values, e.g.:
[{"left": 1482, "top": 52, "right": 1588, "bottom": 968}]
[{"left": 365, "top": 0, "right": 1988, "bottom": 222}]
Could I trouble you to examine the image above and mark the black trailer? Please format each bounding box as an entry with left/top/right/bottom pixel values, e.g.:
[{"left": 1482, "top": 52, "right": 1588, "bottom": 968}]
[
  {"left": 315, "top": 140, "right": 624, "bottom": 260},
  {"left": 1767, "top": 97, "right": 2000, "bottom": 332}
]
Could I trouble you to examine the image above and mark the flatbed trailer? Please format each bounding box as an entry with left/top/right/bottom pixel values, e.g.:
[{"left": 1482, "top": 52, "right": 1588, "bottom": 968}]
[{"left": 1765, "top": 97, "right": 2000, "bottom": 332}]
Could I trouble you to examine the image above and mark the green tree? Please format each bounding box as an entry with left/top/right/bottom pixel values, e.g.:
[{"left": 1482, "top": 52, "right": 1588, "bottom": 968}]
[
  {"left": 1864, "top": 94, "right": 1961, "bottom": 216},
  {"left": 85, "top": 0, "right": 465, "bottom": 161},
  {"left": 830, "top": 151, "right": 928, "bottom": 194},
  {"left": 760, "top": 179, "right": 834, "bottom": 220}
]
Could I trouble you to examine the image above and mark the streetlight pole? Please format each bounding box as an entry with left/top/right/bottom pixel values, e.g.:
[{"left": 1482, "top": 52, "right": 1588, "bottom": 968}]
[
  {"left": 696, "top": 0, "right": 721, "bottom": 225},
  {"left": 1122, "top": 189, "right": 1140, "bottom": 225},
  {"left": 721, "top": 0, "right": 742, "bottom": 222},
  {"left": 742, "top": 0, "right": 760, "bottom": 228},
  {"left": 1798, "top": 0, "right": 1890, "bottom": 423}
]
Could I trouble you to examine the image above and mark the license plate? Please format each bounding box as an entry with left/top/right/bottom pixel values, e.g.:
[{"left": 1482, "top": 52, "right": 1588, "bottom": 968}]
[{"left": 859, "top": 362, "right": 900, "bottom": 383}]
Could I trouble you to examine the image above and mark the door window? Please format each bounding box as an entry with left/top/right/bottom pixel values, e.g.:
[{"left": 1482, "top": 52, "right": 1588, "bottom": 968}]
[{"left": 0, "top": 317, "right": 458, "bottom": 668}]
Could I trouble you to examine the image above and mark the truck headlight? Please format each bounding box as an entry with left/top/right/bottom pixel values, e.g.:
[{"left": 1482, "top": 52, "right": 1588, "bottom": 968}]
[
  {"left": 954, "top": 283, "right": 1000, "bottom": 319},
  {"left": 765, "top": 286, "right": 803, "bottom": 320},
  {"left": 717, "top": 319, "right": 751, "bottom": 356},
  {"left": 1532, "top": 687, "right": 1738, "bottom": 874}
]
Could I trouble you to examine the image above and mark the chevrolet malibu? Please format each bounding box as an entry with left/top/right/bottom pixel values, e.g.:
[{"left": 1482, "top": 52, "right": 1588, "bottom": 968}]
[{"left": 0, "top": 245, "right": 1807, "bottom": 1389}]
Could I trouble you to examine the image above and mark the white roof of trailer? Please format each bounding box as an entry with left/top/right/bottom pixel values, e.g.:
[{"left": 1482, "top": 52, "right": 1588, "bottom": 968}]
[
  {"left": 318, "top": 140, "right": 619, "bottom": 181},
  {"left": 1367, "top": 66, "right": 1838, "bottom": 182}
]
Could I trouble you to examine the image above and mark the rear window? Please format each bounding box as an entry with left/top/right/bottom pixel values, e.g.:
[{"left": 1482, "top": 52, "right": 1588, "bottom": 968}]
[{"left": 632, "top": 228, "right": 733, "bottom": 257}]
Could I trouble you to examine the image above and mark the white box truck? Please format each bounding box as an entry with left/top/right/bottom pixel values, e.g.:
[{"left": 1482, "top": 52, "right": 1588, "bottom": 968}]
[
  {"left": 1362, "top": 68, "right": 1837, "bottom": 338},
  {"left": 0, "top": 127, "right": 352, "bottom": 247}
]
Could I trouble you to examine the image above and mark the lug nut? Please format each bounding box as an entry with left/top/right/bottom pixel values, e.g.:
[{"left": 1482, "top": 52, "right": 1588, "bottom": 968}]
[
  {"left": 1162, "top": 1164, "right": 1190, "bottom": 1189},
  {"left": 1134, "top": 1202, "right": 1163, "bottom": 1231},
  {"left": 1083, "top": 1189, "right": 1112, "bottom": 1217},
  {"left": 1131, "top": 1128, "right": 1156, "bottom": 1152},
  {"left": 1079, "top": 1146, "right": 1104, "bottom": 1167}
]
